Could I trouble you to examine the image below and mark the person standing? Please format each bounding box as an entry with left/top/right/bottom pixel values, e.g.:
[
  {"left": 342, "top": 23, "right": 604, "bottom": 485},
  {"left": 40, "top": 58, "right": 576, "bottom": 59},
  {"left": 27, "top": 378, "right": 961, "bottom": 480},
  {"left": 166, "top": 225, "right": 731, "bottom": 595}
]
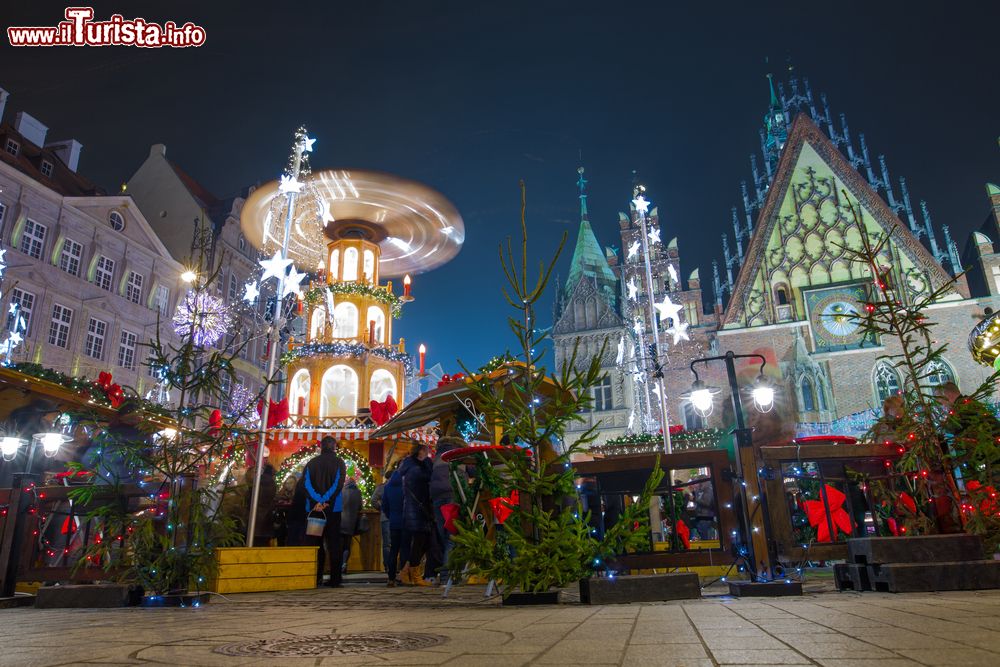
[
  {"left": 371, "top": 474, "right": 391, "bottom": 575},
  {"left": 340, "top": 474, "right": 363, "bottom": 574},
  {"left": 398, "top": 443, "right": 433, "bottom": 586},
  {"left": 245, "top": 463, "right": 277, "bottom": 547},
  {"left": 382, "top": 466, "right": 405, "bottom": 586},
  {"left": 303, "top": 436, "right": 347, "bottom": 587},
  {"left": 429, "top": 436, "right": 467, "bottom": 582}
]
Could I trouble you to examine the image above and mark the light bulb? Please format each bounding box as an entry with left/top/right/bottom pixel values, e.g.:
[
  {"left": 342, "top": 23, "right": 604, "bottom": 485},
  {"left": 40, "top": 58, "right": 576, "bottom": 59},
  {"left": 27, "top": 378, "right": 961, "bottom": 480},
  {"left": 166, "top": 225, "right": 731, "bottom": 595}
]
[
  {"left": 1, "top": 437, "right": 23, "bottom": 462},
  {"left": 36, "top": 433, "right": 65, "bottom": 458},
  {"left": 181, "top": 270, "right": 197, "bottom": 283},
  {"left": 690, "top": 388, "right": 714, "bottom": 415}
]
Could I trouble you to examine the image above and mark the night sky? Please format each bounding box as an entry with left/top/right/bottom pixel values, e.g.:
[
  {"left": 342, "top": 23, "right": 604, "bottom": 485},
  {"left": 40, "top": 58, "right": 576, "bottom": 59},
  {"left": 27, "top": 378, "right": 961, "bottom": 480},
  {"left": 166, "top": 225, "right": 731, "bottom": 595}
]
[{"left": 4, "top": 1, "right": 999, "bottom": 373}]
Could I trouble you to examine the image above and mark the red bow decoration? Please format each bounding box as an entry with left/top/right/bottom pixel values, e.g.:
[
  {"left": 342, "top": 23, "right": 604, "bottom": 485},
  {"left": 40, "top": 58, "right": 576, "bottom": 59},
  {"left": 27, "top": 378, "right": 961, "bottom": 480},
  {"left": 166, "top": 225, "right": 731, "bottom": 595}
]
[
  {"left": 95, "top": 371, "right": 125, "bottom": 408},
  {"left": 966, "top": 481, "right": 999, "bottom": 514},
  {"left": 440, "top": 502, "right": 461, "bottom": 534},
  {"left": 208, "top": 409, "right": 223, "bottom": 437},
  {"left": 802, "top": 484, "right": 853, "bottom": 543},
  {"left": 437, "top": 373, "right": 465, "bottom": 388},
  {"left": 898, "top": 491, "right": 917, "bottom": 515},
  {"left": 369, "top": 394, "right": 399, "bottom": 426},
  {"left": 488, "top": 490, "right": 519, "bottom": 524},
  {"left": 256, "top": 397, "right": 289, "bottom": 428},
  {"left": 674, "top": 518, "right": 690, "bottom": 549}
]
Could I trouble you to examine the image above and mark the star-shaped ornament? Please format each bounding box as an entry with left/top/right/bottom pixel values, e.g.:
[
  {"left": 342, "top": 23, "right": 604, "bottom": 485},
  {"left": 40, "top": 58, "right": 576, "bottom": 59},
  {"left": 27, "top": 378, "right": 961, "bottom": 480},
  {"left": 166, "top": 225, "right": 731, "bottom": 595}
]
[
  {"left": 652, "top": 383, "right": 662, "bottom": 401},
  {"left": 632, "top": 195, "right": 650, "bottom": 215},
  {"left": 7, "top": 302, "right": 17, "bottom": 315},
  {"left": 633, "top": 318, "right": 644, "bottom": 336},
  {"left": 667, "top": 264, "right": 678, "bottom": 285},
  {"left": 282, "top": 266, "right": 307, "bottom": 297},
  {"left": 648, "top": 227, "right": 661, "bottom": 246},
  {"left": 259, "top": 252, "right": 293, "bottom": 284},
  {"left": 243, "top": 281, "right": 260, "bottom": 303},
  {"left": 666, "top": 321, "right": 690, "bottom": 345},
  {"left": 8, "top": 331, "right": 23, "bottom": 347},
  {"left": 301, "top": 135, "right": 316, "bottom": 152},
  {"left": 278, "top": 175, "right": 303, "bottom": 194},
  {"left": 616, "top": 335, "right": 626, "bottom": 365},
  {"left": 654, "top": 295, "right": 683, "bottom": 325},
  {"left": 626, "top": 277, "right": 639, "bottom": 301},
  {"left": 627, "top": 240, "right": 641, "bottom": 260}
]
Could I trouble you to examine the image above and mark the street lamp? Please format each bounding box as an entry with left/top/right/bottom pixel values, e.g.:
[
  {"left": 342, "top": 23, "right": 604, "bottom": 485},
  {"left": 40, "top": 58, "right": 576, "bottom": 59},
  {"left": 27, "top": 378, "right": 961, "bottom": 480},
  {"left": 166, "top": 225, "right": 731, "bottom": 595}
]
[{"left": 684, "top": 350, "right": 779, "bottom": 586}]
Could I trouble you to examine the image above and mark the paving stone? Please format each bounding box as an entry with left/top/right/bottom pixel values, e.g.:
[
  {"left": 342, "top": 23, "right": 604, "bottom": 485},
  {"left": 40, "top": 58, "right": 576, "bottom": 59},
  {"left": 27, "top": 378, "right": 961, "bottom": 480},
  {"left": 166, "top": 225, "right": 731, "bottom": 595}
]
[{"left": 895, "top": 647, "right": 1000, "bottom": 665}]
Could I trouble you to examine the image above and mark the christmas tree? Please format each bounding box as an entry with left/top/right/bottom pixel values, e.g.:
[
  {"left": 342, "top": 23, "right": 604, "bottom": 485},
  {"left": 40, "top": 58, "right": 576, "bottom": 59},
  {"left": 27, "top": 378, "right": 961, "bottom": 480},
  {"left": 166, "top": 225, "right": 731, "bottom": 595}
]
[{"left": 448, "top": 182, "right": 662, "bottom": 595}]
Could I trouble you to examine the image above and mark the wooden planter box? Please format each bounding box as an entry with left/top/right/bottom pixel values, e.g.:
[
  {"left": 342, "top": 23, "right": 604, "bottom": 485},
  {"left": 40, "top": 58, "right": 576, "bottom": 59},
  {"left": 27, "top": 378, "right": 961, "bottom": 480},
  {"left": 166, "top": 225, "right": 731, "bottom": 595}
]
[{"left": 210, "top": 547, "right": 318, "bottom": 594}]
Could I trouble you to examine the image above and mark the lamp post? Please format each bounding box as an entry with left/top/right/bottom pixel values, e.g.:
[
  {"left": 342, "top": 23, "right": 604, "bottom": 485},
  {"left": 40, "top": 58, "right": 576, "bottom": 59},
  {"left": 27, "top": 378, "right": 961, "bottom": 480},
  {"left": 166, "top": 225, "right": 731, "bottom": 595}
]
[
  {"left": 0, "top": 428, "right": 68, "bottom": 598},
  {"left": 682, "top": 351, "right": 775, "bottom": 582}
]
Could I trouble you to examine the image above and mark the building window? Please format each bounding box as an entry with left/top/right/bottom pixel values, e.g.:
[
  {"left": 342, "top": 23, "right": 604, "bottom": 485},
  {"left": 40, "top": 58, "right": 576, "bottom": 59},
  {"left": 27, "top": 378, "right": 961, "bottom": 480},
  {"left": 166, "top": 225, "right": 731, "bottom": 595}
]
[
  {"left": 154, "top": 285, "right": 169, "bottom": 316},
  {"left": 48, "top": 304, "right": 73, "bottom": 348},
  {"left": 873, "top": 361, "right": 902, "bottom": 405},
  {"left": 238, "top": 235, "right": 246, "bottom": 251},
  {"left": 817, "top": 379, "right": 829, "bottom": 410},
  {"left": 925, "top": 360, "right": 955, "bottom": 388},
  {"left": 125, "top": 271, "right": 144, "bottom": 304},
  {"left": 108, "top": 210, "right": 126, "bottom": 232},
  {"left": 590, "top": 376, "right": 613, "bottom": 411},
  {"left": 85, "top": 318, "right": 107, "bottom": 359},
  {"left": 118, "top": 330, "right": 137, "bottom": 370},
  {"left": 39, "top": 160, "right": 53, "bottom": 177},
  {"left": 7, "top": 288, "right": 34, "bottom": 334},
  {"left": 370, "top": 368, "right": 396, "bottom": 403},
  {"left": 228, "top": 273, "right": 239, "bottom": 302},
  {"left": 95, "top": 256, "right": 115, "bottom": 291},
  {"left": 342, "top": 247, "right": 359, "bottom": 282},
  {"left": 5, "top": 139, "right": 19, "bottom": 156},
  {"left": 992, "top": 266, "right": 1000, "bottom": 294},
  {"left": 59, "top": 239, "right": 83, "bottom": 276},
  {"left": 0, "top": 202, "right": 6, "bottom": 235},
  {"left": 219, "top": 373, "right": 232, "bottom": 412},
  {"left": 800, "top": 377, "right": 816, "bottom": 412},
  {"left": 20, "top": 219, "right": 46, "bottom": 259},
  {"left": 320, "top": 364, "right": 358, "bottom": 418},
  {"left": 289, "top": 369, "right": 310, "bottom": 416}
]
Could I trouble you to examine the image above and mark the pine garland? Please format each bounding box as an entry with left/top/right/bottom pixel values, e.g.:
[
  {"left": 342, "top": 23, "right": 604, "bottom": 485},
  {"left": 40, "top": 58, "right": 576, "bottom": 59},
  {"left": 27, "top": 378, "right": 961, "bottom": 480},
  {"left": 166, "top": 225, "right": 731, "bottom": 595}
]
[
  {"left": 280, "top": 341, "right": 413, "bottom": 373},
  {"left": 9, "top": 362, "right": 169, "bottom": 417},
  {"left": 303, "top": 283, "right": 403, "bottom": 318},
  {"left": 275, "top": 443, "right": 376, "bottom": 506}
]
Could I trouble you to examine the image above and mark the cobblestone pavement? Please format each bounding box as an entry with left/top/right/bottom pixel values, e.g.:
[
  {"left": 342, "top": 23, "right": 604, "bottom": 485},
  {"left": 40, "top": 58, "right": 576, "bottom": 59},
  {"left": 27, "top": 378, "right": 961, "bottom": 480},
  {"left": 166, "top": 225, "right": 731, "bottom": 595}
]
[{"left": 4, "top": 582, "right": 1000, "bottom": 666}]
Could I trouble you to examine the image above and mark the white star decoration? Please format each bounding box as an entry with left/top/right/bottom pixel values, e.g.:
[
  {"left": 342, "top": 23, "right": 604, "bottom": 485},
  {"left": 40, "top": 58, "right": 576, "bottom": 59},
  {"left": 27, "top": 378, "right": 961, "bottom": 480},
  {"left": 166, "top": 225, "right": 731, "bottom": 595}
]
[
  {"left": 633, "top": 318, "right": 644, "bottom": 336},
  {"left": 632, "top": 195, "right": 650, "bottom": 215},
  {"left": 8, "top": 331, "right": 22, "bottom": 347},
  {"left": 666, "top": 321, "right": 690, "bottom": 345},
  {"left": 282, "top": 266, "right": 307, "bottom": 297},
  {"left": 667, "top": 264, "right": 678, "bottom": 285},
  {"left": 648, "top": 227, "right": 661, "bottom": 246},
  {"left": 278, "top": 175, "right": 303, "bottom": 194},
  {"left": 627, "top": 240, "right": 641, "bottom": 260},
  {"left": 7, "top": 302, "right": 16, "bottom": 315},
  {"left": 243, "top": 281, "right": 260, "bottom": 303},
  {"left": 626, "top": 277, "right": 639, "bottom": 301},
  {"left": 259, "top": 251, "right": 293, "bottom": 284},
  {"left": 301, "top": 135, "right": 316, "bottom": 152},
  {"left": 627, "top": 410, "right": 636, "bottom": 431},
  {"left": 654, "top": 294, "right": 683, "bottom": 325},
  {"left": 652, "top": 383, "right": 662, "bottom": 401},
  {"left": 616, "top": 335, "right": 626, "bottom": 365}
]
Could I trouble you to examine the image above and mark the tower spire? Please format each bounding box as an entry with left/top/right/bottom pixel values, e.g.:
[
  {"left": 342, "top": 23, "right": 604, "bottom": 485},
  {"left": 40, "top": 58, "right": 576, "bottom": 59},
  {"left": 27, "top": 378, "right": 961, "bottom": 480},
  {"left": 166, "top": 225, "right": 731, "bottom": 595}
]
[{"left": 577, "top": 166, "right": 589, "bottom": 221}]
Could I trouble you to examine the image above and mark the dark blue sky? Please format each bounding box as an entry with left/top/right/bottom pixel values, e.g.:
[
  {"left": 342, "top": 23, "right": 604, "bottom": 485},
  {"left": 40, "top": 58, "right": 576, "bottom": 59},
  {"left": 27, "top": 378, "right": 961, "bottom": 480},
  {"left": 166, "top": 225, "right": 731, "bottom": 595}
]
[{"left": 4, "top": 1, "right": 999, "bottom": 372}]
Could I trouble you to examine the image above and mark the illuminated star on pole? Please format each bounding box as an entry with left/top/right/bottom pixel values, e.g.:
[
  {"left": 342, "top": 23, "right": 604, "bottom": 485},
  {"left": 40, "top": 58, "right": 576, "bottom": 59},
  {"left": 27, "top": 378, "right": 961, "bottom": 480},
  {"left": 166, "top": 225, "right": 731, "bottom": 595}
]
[
  {"left": 667, "top": 264, "right": 678, "bottom": 286},
  {"left": 259, "top": 251, "right": 293, "bottom": 284},
  {"left": 626, "top": 277, "right": 639, "bottom": 301},
  {"left": 652, "top": 383, "right": 662, "bottom": 401},
  {"left": 301, "top": 135, "right": 316, "bottom": 152},
  {"left": 243, "top": 281, "right": 260, "bottom": 303},
  {"left": 7, "top": 331, "right": 22, "bottom": 347},
  {"left": 633, "top": 318, "right": 644, "bottom": 336},
  {"left": 654, "top": 294, "right": 683, "bottom": 325},
  {"left": 282, "top": 266, "right": 307, "bottom": 297},
  {"left": 627, "top": 240, "right": 641, "bottom": 260},
  {"left": 7, "top": 302, "right": 17, "bottom": 315},
  {"left": 632, "top": 195, "right": 650, "bottom": 215},
  {"left": 648, "top": 227, "right": 661, "bottom": 246},
  {"left": 278, "top": 175, "right": 303, "bottom": 194},
  {"left": 666, "top": 321, "right": 690, "bottom": 345}
]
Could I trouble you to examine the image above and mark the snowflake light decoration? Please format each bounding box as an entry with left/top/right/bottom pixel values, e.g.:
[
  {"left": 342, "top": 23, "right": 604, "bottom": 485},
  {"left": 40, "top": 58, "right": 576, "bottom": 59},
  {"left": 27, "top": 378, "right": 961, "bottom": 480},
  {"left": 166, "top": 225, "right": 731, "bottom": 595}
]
[{"left": 172, "top": 291, "right": 231, "bottom": 346}]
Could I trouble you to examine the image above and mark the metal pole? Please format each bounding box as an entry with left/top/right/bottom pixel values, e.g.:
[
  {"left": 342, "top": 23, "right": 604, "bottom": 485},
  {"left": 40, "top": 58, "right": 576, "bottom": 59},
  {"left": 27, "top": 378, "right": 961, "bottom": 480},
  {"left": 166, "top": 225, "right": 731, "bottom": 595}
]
[
  {"left": 634, "top": 192, "right": 672, "bottom": 454},
  {"left": 246, "top": 140, "right": 304, "bottom": 546},
  {"left": 723, "top": 351, "right": 758, "bottom": 581}
]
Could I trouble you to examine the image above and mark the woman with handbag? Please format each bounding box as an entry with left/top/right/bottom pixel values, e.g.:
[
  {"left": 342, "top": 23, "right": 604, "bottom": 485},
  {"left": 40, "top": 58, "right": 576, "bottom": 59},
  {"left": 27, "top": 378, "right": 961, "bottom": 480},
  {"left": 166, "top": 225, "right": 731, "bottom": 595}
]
[
  {"left": 398, "top": 443, "right": 433, "bottom": 586},
  {"left": 339, "top": 474, "right": 363, "bottom": 573},
  {"left": 303, "top": 436, "right": 347, "bottom": 587}
]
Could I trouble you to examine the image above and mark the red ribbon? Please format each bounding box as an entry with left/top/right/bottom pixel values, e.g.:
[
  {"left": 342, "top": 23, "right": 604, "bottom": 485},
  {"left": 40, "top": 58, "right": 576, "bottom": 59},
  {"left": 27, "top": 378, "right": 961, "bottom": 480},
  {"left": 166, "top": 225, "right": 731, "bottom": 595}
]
[
  {"left": 369, "top": 394, "right": 399, "bottom": 426},
  {"left": 674, "top": 518, "right": 690, "bottom": 549},
  {"left": 488, "top": 490, "right": 519, "bottom": 524},
  {"left": 898, "top": 491, "right": 917, "bottom": 515},
  {"left": 256, "top": 397, "right": 289, "bottom": 428},
  {"left": 208, "top": 409, "right": 223, "bottom": 437},
  {"left": 95, "top": 371, "right": 124, "bottom": 408},
  {"left": 802, "top": 484, "right": 852, "bottom": 543},
  {"left": 440, "top": 502, "right": 461, "bottom": 534}
]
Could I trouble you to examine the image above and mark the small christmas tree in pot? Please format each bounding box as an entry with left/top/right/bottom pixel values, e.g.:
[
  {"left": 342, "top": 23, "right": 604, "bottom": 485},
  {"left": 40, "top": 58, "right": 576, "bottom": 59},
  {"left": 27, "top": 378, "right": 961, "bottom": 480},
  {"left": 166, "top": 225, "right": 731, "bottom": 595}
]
[{"left": 448, "top": 183, "right": 662, "bottom": 603}]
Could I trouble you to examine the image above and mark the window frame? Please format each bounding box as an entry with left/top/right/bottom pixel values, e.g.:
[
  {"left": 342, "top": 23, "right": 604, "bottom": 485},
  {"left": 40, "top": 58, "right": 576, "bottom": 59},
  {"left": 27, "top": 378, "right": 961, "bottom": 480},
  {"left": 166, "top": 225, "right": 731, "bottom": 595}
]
[
  {"left": 59, "top": 238, "right": 83, "bottom": 276},
  {"left": 20, "top": 219, "right": 47, "bottom": 260},
  {"left": 118, "top": 329, "right": 137, "bottom": 370},
  {"left": 7, "top": 287, "right": 34, "bottom": 335},
  {"left": 95, "top": 256, "right": 115, "bottom": 291},
  {"left": 4, "top": 139, "right": 19, "bottom": 156},
  {"left": 125, "top": 271, "right": 144, "bottom": 304},
  {"left": 108, "top": 210, "right": 126, "bottom": 232},
  {"left": 85, "top": 317, "right": 107, "bottom": 360},
  {"left": 39, "top": 160, "right": 53, "bottom": 178},
  {"left": 48, "top": 303, "right": 73, "bottom": 349}
]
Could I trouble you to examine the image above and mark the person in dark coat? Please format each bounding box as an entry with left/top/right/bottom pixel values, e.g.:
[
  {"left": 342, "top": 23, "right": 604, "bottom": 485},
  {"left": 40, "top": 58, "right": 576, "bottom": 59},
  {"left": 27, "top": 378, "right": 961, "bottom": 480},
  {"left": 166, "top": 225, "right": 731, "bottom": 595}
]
[
  {"left": 339, "top": 475, "right": 363, "bottom": 573},
  {"left": 245, "top": 463, "right": 277, "bottom": 546},
  {"left": 303, "top": 436, "right": 347, "bottom": 587},
  {"left": 429, "top": 436, "right": 467, "bottom": 581},
  {"left": 398, "top": 443, "right": 433, "bottom": 585},
  {"left": 382, "top": 466, "right": 405, "bottom": 586}
]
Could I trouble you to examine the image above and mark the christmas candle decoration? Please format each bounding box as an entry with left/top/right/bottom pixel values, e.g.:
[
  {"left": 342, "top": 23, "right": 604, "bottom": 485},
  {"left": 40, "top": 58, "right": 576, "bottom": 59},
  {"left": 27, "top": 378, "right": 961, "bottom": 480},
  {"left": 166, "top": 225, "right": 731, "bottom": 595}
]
[
  {"left": 316, "top": 259, "right": 325, "bottom": 282},
  {"left": 403, "top": 274, "right": 412, "bottom": 297},
  {"left": 369, "top": 319, "right": 376, "bottom": 345},
  {"left": 419, "top": 343, "right": 426, "bottom": 375}
]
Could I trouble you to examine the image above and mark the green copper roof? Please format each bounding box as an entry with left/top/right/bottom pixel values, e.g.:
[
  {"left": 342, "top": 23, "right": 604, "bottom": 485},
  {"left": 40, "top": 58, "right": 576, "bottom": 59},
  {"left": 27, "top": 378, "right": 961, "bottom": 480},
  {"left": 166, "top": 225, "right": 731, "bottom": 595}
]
[
  {"left": 565, "top": 218, "right": 617, "bottom": 296},
  {"left": 987, "top": 183, "right": 1000, "bottom": 197}
]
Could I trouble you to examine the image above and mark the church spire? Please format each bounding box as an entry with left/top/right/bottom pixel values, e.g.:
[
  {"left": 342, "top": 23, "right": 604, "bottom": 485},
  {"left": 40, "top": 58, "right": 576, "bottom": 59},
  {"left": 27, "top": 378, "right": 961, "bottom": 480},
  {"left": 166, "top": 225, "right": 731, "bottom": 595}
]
[
  {"left": 577, "top": 166, "right": 589, "bottom": 221},
  {"left": 565, "top": 167, "right": 618, "bottom": 305},
  {"left": 762, "top": 73, "right": 789, "bottom": 176}
]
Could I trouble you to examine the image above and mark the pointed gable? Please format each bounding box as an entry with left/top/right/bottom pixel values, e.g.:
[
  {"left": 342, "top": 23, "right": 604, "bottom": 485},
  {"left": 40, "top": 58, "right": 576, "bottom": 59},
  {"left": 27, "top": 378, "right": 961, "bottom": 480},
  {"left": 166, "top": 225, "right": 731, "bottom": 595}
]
[
  {"left": 722, "top": 115, "right": 966, "bottom": 328},
  {"left": 565, "top": 218, "right": 618, "bottom": 307}
]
